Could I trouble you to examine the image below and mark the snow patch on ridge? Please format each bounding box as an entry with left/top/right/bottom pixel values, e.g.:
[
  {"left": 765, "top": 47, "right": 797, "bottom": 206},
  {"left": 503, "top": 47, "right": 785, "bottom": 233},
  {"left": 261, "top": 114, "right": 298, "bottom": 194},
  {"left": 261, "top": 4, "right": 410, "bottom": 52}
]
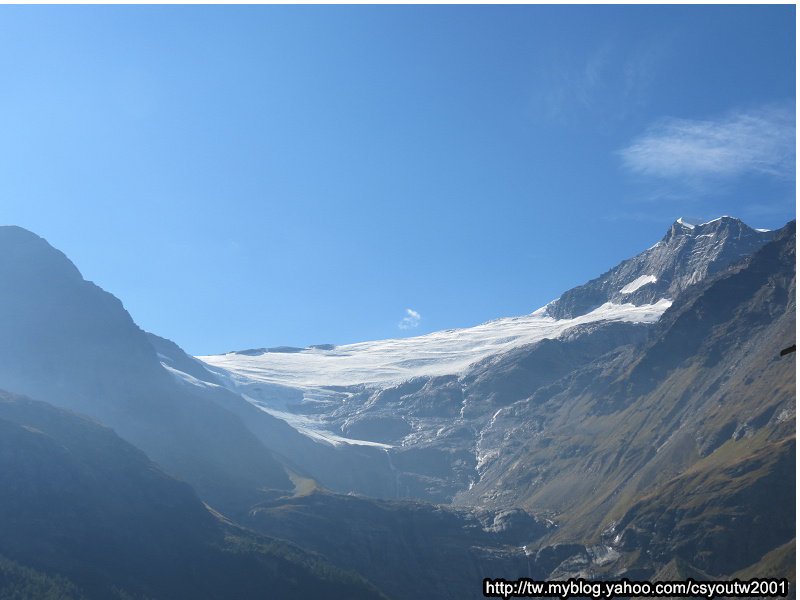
[
  {"left": 698, "top": 216, "right": 730, "bottom": 226},
  {"left": 619, "top": 275, "right": 657, "bottom": 295}
]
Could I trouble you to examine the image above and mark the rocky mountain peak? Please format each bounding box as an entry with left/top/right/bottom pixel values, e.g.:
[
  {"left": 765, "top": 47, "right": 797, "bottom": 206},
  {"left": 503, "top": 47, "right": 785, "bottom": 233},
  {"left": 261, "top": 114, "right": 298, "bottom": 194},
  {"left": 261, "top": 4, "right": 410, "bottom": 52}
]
[
  {"left": 663, "top": 216, "right": 760, "bottom": 243},
  {"left": 545, "top": 216, "right": 774, "bottom": 320}
]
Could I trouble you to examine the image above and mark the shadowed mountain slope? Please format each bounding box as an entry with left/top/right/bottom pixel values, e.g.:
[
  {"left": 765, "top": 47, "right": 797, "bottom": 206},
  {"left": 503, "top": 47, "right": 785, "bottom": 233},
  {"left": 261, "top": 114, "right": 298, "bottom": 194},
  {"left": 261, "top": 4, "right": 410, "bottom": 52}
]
[
  {"left": 0, "top": 226, "right": 293, "bottom": 513},
  {"left": 0, "top": 390, "right": 388, "bottom": 600},
  {"left": 245, "top": 490, "right": 547, "bottom": 600}
]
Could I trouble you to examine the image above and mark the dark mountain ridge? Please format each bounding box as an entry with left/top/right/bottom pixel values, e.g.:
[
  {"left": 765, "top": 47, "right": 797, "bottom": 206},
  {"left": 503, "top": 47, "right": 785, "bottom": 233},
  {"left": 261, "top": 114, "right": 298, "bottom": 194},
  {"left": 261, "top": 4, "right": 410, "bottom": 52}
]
[
  {"left": 0, "top": 226, "right": 293, "bottom": 514},
  {"left": 0, "top": 390, "right": 387, "bottom": 600}
]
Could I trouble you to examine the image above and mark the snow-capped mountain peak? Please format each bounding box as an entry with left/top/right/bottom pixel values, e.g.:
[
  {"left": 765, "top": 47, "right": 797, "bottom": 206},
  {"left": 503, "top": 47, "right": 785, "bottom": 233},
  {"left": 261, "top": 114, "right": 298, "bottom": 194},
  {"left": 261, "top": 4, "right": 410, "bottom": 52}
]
[{"left": 545, "top": 216, "right": 774, "bottom": 319}]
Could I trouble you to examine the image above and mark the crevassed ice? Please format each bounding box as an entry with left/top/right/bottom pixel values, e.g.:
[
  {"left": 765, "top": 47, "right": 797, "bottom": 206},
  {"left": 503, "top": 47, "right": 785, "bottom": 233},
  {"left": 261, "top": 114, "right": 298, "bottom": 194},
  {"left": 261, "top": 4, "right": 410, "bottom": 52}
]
[{"left": 198, "top": 299, "right": 672, "bottom": 389}]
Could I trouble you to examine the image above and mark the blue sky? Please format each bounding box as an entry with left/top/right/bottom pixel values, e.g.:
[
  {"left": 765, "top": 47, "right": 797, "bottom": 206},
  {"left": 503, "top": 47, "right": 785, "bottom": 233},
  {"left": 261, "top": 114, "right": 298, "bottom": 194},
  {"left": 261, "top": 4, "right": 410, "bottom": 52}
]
[{"left": 0, "top": 5, "right": 795, "bottom": 355}]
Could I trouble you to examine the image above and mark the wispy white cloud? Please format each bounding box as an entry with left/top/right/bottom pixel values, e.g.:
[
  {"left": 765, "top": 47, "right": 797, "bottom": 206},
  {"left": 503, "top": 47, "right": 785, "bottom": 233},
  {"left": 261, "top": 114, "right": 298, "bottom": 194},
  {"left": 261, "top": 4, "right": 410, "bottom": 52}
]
[
  {"left": 398, "top": 308, "right": 421, "bottom": 330},
  {"left": 620, "top": 105, "right": 795, "bottom": 180},
  {"left": 533, "top": 38, "right": 665, "bottom": 126}
]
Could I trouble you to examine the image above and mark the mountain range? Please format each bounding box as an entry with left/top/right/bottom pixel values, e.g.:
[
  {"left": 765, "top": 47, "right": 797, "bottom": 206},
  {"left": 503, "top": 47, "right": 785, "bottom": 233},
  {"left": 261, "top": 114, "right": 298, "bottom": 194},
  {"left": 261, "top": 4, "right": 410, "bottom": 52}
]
[{"left": 0, "top": 216, "right": 793, "bottom": 599}]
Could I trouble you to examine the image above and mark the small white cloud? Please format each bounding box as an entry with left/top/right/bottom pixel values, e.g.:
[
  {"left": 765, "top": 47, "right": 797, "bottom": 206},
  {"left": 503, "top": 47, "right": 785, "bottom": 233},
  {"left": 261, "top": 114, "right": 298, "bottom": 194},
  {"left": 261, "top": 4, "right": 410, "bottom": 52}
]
[
  {"left": 620, "top": 105, "right": 795, "bottom": 180},
  {"left": 398, "top": 308, "right": 421, "bottom": 330}
]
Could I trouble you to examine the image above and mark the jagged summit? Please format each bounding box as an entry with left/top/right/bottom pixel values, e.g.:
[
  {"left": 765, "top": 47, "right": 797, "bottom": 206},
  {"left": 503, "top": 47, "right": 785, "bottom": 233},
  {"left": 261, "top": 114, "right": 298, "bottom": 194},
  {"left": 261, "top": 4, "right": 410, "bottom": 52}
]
[
  {"left": 545, "top": 216, "right": 774, "bottom": 319},
  {"left": 674, "top": 215, "right": 740, "bottom": 228},
  {"left": 664, "top": 215, "right": 759, "bottom": 241}
]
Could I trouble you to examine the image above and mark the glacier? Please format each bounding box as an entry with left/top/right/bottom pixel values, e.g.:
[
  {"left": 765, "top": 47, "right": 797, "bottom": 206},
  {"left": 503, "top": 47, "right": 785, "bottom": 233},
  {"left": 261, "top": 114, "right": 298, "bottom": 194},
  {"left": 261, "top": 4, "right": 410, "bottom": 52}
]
[{"left": 198, "top": 299, "right": 672, "bottom": 390}]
